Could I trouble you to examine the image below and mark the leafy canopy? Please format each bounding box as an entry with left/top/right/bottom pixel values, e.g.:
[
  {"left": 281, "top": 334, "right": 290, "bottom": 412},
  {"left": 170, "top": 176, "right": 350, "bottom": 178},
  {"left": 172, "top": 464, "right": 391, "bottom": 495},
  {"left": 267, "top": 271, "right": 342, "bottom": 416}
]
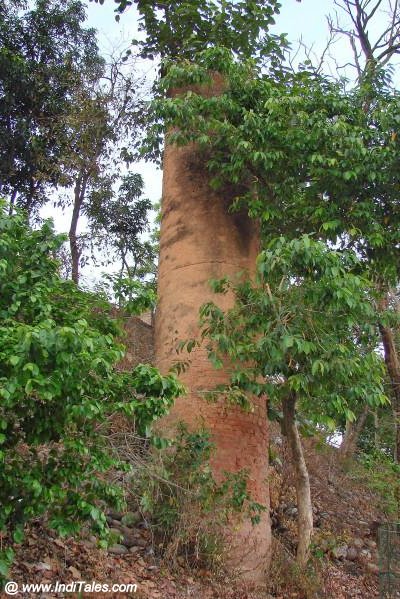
[
  {"left": 145, "top": 48, "right": 400, "bottom": 284},
  {"left": 0, "top": 0, "right": 103, "bottom": 212},
  {"left": 90, "top": 0, "right": 286, "bottom": 64}
]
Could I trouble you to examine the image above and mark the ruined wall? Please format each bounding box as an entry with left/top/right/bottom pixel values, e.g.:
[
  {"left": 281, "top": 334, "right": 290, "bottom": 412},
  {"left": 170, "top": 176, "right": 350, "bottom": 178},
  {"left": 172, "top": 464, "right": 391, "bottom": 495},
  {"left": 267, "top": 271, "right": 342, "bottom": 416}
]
[
  {"left": 155, "top": 78, "right": 271, "bottom": 582},
  {"left": 119, "top": 315, "right": 154, "bottom": 370}
]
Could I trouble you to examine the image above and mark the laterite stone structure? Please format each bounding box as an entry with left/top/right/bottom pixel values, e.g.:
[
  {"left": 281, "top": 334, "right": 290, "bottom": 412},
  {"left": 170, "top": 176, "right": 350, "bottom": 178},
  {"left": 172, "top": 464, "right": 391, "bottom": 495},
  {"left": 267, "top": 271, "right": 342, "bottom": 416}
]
[{"left": 155, "top": 77, "right": 271, "bottom": 581}]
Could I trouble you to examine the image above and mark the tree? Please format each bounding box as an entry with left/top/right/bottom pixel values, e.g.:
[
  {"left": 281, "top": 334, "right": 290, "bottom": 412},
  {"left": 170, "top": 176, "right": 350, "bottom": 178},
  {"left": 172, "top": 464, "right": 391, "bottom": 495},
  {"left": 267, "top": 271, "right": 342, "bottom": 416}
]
[
  {"left": 87, "top": 173, "right": 157, "bottom": 315},
  {"left": 0, "top": 202, "right": 184, "bottom": 577},
  {"left": 54, "top": 47, "right": 148, "bottom": 284},
  {"left": 328, "top": 0, "right": 400, "bottom": 81},
  {"left": 146, "top": 46, "right": 400, "bottom": 461},
  {"left": 87, "top": 173, "right": 155, "bottom": 283},
  {"left": 0, "top": 0, "right": 102, "bottom": 214},
  {"left": 196, "top": 236, "right": 387, "bottom": 565},
  {"left": 90, "top": 0, "right": 286, "bottom": 65}
]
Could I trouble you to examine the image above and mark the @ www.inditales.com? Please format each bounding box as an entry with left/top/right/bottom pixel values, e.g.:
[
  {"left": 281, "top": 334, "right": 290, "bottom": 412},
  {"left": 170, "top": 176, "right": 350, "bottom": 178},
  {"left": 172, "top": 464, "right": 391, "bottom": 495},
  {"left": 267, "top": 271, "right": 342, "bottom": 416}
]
[{"left": 4, "top": 580, "right": 138, "bottom": 595}]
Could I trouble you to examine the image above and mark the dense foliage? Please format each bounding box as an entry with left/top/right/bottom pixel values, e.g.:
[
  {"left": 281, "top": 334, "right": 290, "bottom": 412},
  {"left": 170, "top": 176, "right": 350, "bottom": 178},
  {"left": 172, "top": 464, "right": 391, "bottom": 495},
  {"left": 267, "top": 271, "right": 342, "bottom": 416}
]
[
  {"left": 0, "top": 0, "right": 102, "bottom": 213},
  {"left": 0, "top": 204, "right": 183, "bottom": 576},
  {"left": 88, "top": 173, "right": 156, "bottom": 285},
  {"left": 91, "top": 0, "right": 286, "bottom": 64},
  {"left": 146, "top": 48, "right": 400, "bottom": 283},
  {"left": 197, "top": 236, "right": 387, "bottom": 426}
]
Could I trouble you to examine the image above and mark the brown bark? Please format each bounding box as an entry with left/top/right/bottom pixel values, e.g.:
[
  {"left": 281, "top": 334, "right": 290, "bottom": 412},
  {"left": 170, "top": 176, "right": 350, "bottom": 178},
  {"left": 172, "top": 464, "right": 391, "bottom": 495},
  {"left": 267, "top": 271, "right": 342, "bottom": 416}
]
[
  {"left": 8, "top": 189, "right": 17, "bottom": 216},
  {"left": 339, "top": 405, "right": 369, "bottom": 460},
  {"left": 379, "top": 320, "right": 400, "bottom": 462},
  {"left": 374, "top": 410, "right": 379, "bottom": 450},
  {"left": 378, "top": 291, "right": 400, "bottom": 462},
  {"left": 282, "top": 393, "right": 313, "bottom": 567},
  {"left": 69, "top": 172, "right": 89, "bottom": 284},
  {"left": 155, "top": 76, "right": 270, "bottom": 582}
]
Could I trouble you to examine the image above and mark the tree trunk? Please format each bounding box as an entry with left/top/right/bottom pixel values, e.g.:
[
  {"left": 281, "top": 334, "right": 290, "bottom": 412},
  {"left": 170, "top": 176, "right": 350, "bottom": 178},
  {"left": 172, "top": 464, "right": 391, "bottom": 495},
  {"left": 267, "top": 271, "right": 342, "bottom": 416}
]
[
  {"left": 379, "top": 294, "right": 400, "bottom": 462},
  {"left": 282, "top": 393, "right": 313, "bottom": 567},
  {"left": 374, "top": 411, "right": 379, "bottom": 450},
  {"left": 155, "top": 75, "right": 270, "bottom": 582},
  {"left": 69, "top": 173, "right": 88, "bottom": 285},
  {"left": 8, "top": 189, "right": 17, "bottom": 216},
  {"left": 339, "top": 405, "right": 369, "bottom": 460}
]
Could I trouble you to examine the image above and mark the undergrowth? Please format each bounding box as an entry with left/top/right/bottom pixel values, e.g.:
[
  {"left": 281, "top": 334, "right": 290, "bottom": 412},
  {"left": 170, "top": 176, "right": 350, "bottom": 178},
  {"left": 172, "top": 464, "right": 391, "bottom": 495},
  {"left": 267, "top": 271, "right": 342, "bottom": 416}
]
[
  {"left": 130, "top": 424, "right": 266, "bottom": 571},
  {"left": 351, "top": 450, "right": 400, "bottom": 519}
]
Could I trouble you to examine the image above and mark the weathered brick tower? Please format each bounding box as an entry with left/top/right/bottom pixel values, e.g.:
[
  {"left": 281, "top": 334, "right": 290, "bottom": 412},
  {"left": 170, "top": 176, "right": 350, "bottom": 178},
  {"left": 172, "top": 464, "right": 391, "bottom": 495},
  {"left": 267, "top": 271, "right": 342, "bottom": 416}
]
[{"left": 155, "top": 78, "right": 270, "bottom": 581}]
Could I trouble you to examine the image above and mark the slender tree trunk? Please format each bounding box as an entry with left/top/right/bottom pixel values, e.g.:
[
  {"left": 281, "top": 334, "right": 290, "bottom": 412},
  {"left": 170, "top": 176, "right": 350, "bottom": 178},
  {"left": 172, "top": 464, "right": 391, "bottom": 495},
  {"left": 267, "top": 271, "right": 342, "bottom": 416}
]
[
  {"left": 69, "top": 172, "right": 89, "bottom": 285},
  {"left": 8, "top": 189, "right": 17, "bottom": 216},
  {"left": 282, "top": 393, "right": 313, "bottom": 567},
  {"left": 374, "top": 411, "right": 379, "bottom": 450},
  {"left": 378, "top": 293, "right": 400, "bottom": 462},
  {"left": 339, "top": 405, "right": 369, "bottom": 460}
]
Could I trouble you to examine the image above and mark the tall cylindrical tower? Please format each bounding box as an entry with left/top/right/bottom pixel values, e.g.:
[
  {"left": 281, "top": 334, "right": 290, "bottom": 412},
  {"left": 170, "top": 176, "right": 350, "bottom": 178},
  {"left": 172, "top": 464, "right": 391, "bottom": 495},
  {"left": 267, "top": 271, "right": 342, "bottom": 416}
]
[{"left": 155, "top": 78, "right": 270, "bottom": 581}]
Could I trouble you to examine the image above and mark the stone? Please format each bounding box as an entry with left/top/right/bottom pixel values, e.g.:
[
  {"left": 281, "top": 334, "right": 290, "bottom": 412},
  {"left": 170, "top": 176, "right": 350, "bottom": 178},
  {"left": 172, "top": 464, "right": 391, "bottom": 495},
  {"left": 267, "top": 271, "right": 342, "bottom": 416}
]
[
  {"left": 121, "top": 511, "right": 141, "bottom": 527},
  {"left": 122, "top": 534, "right": 142, "bottom": 548},
  {"left": 82, "top": 540, "right": 95, "bottom": 549},
  {"left": 35, "top": 562, "right": 52, "bottom": 571},
  {"left": 360, "top": 549, "right": 372, "bottom": 562},
  {"left": 332, "top": 544, "right": 348, "bottom": 560},
  {"left": 365, "top": 539, "right": 377, "bottom": 549},
  {"left": 346, "top": 547, "right": 358, "bottom": 561},
  {"left": 107, "top": 509, "right": 123, "bottom": 521},
  {"left": 272, "top": 457, "right": 283, "bottom": 470},
  {"left": 68, "top": 566, "right": 81, "bottom": 579},
  {"left": 353, "top": 537, "right": 364, "bottom": 549},
  {"left": 108, "top": 544, "right": 128, "bottom": 555},
  {"left": 109, "top": 528, "right": 122, "bottom": 540},
  {"left": 366, "top": 562, "right": 379, "bottom": 574},
  {"left": 129, "top": 546, "right": 142, "bottom": 554},
  {"left": 111, "top": 519, "right": 122, "bottom": 528}
]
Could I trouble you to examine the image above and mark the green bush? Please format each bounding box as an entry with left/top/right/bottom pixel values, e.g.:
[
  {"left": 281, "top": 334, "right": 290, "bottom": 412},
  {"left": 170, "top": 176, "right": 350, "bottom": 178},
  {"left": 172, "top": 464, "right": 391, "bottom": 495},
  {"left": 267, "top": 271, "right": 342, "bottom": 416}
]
[
  {"left": 354, "top": 450, "right": 400, "bottom": 518},
  {"left": 0, "top": 204, "right": 183, "bottom": 576}
]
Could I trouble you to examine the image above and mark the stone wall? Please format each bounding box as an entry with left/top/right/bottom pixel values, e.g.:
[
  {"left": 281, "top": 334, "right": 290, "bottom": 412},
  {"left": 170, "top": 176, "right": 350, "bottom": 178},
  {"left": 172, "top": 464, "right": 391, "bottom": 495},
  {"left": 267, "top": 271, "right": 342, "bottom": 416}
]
[{"left": 119, "top": 315, "right": 154, "bottom": 370}]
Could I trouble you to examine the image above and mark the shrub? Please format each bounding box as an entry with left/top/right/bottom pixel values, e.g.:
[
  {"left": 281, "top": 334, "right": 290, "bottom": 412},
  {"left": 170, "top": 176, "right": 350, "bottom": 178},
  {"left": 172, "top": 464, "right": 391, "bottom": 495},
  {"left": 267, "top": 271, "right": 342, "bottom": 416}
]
[
  {"left": 354, "top": 450, "right": 400, "bottom": 517},
  {"left": 0, "top": 204, "right": 183, "bottom": 577},
  {"left": 132, "top": 424, "right": 266, "bottom": 570}
]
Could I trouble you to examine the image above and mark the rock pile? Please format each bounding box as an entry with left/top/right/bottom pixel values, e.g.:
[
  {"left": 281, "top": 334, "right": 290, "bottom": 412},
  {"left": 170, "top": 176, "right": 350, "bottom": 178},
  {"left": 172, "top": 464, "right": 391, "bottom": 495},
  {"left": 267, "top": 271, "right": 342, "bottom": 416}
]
[
  {"left": 83, "top": 509, "right": 155, "bottom": 561},
  {"left": 271, "top": 500, "right": 380, "bottom": 574}
]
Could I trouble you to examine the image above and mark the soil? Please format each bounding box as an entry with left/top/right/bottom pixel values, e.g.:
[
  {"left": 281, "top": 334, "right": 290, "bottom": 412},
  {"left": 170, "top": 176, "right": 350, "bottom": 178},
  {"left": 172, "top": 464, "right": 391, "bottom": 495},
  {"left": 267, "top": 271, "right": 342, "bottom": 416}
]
[{"left": 6, "top": 433, "right": 385, "bottom": 598}]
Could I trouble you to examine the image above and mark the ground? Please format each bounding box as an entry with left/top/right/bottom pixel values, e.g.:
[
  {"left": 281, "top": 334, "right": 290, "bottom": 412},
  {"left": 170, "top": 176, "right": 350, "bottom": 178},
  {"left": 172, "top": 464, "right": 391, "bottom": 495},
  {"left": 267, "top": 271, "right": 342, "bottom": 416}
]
[{"left": 7, "top": 431, "right": 385, "bottom": 598}]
